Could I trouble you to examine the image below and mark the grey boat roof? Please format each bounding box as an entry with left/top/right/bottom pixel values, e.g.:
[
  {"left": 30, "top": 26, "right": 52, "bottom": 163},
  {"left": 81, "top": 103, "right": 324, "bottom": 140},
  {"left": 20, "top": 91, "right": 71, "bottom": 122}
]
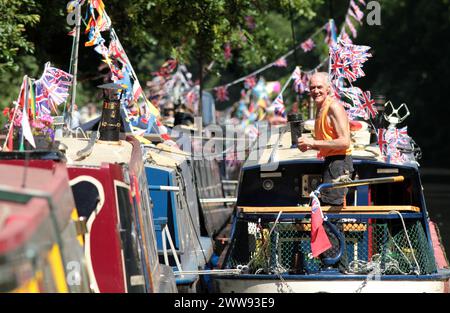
[
  {"left": 243, "top": 125, "right": 416, "bottom": 169},
  {"left": 59, "top": 137, "right": 133, "bottom": 167}
]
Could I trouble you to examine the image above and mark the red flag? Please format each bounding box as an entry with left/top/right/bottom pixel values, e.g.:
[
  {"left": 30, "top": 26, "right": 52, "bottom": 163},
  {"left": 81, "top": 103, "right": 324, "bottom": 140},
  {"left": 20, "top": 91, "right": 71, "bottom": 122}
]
[{"left": 310, "top": 192, "right": 332, "bottom": 257}]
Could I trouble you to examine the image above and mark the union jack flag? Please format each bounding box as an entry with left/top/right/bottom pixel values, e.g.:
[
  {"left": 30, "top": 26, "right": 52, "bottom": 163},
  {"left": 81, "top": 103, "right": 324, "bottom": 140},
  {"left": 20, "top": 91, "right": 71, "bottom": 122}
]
[
  {"left": 300, "top": 38, "right": 315, "bottom": 52},
  {"left": 349, "top": 0, "right": 364, "bottom": 23},
  {"left": 292, "top": 67, "right": 308, "bottom": 94},
  {"left": 378, "top": 126, "right": 411, "bottom": 164},
  {"left": 271, "top": 94, "right": 286, "bottom": 117},
  {"left": 357, "top": 90, "right": 377, "bottom": 119},
  {"left": 215, "top": 86, "right": 229, "bottom": 102},
  {"left": 274, "top": 57, "right": 287, "bottom": 67},
  {"left": 35, "top": 65, "right": 72, "bottom": 116}
]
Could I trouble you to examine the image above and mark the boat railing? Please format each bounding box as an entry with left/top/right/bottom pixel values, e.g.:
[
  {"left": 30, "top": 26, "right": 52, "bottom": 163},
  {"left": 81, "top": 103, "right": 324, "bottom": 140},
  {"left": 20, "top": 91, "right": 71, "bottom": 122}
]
[{"left": 223, "top": 213, "right": 435, "bottom": 277}]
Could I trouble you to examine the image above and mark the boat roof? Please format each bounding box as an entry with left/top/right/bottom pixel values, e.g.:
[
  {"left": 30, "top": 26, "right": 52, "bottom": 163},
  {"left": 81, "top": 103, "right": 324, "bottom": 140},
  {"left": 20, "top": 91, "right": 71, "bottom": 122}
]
[
  {"left": 0, "top": 163, "right": 75, "bottom": 252},
  {"left": 244, "top": 126, "right": 411, "bottom": 169},
  {"left": 144, "top": 142, "right": 191, "bottom": 168},
  {"left": 59, "top": 138, "right": 133, "bottom": 167}
]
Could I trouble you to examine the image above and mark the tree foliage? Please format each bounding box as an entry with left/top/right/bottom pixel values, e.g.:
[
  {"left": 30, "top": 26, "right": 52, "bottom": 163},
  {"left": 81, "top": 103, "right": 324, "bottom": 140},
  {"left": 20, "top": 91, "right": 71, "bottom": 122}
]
[{"left": 0, "top": 0, "right": 40, "bottom": 72}]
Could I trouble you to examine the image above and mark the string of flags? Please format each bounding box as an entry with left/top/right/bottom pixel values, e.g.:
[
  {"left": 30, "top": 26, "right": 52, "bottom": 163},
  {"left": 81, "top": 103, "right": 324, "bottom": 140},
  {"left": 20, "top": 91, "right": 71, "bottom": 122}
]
[
  {"left": 81, "top": 0, "right": 164, "bottom": 138},
  {"left": 210, "top": 0, "right": 368, "bottom": 105}
]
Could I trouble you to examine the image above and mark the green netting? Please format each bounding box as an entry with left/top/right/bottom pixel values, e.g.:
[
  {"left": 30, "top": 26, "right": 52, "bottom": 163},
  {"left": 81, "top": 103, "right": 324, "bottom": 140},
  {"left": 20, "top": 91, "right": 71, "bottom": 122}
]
[{"left": 226, "top": 219, "right": 437, "bottom": 275}]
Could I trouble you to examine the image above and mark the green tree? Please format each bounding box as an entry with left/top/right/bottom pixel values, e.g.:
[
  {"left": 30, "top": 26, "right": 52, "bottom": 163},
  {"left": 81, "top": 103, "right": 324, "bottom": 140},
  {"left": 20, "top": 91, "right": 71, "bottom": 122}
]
[
  {"left": 0, "top": 0, "right": 40, "bottom": 72},
  {"left": 125, "top": 0, "right": 323, "bottom": 113}
]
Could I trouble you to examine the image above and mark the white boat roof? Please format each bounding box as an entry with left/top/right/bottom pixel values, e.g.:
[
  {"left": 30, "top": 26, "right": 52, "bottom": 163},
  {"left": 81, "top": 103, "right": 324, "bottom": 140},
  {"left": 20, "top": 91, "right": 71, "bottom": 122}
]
[
  {"left": 244, "top": 127, "right": 385, "bottom": 168},
  {"left": 59, "top": 138, "right": 133, "bottom": 167},
  {"left": 143, "top": 142, "right": 191, "bottom": 169}
]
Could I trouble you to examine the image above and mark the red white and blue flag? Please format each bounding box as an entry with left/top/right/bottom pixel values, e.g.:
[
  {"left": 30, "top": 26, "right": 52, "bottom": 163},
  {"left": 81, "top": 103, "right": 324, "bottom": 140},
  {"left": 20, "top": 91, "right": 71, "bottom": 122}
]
[
  {"left": 273, "top": 57, "right": 287, "bottom": 68},
  {"left": 300, "top": 38, "right": 315, "bottom": 53},
  {"left": 292, "top": 66, "right": 309, "bottom": 94},
  {"left": 35, "top": 64, "right": 72, "bottom": 116},
  {"left": 310, "top": 191, "right": 332, "bottom": 257},
  {"left": 271, "top": 94, "right": 285, "bottom": 117}
]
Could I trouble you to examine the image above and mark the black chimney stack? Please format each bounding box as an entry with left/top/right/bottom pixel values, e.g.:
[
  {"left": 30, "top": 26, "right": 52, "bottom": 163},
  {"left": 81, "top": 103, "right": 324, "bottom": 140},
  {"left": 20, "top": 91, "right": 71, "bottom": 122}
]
[
  {"left": 97, "top": 83, "right": 124, "bottom": 143},
  {"left": 287, "top": 113, "right": 303, "bottom": 148}
]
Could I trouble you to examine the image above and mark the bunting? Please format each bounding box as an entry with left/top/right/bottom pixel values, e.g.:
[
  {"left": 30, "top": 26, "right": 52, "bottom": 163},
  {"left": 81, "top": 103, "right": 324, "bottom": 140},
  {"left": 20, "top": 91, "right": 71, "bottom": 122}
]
[
  {"left": 83, "top": 0, "right": 161, "bottom": 137},
  {"left": 271, "top": 94, "right": 286, "bottom": 117},
  {"left": 35, "top": 63, "right": 73, "bottom": 116},
  {"left": 300, "top": 38, "right": 315, "bottom": 52}
]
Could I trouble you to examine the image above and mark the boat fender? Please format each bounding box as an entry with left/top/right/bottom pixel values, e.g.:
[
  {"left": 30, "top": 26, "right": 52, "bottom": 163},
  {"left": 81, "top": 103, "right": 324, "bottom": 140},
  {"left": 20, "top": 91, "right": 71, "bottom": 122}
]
[{"left": 321, "top": 221, "right": 346, "bottom": 266}]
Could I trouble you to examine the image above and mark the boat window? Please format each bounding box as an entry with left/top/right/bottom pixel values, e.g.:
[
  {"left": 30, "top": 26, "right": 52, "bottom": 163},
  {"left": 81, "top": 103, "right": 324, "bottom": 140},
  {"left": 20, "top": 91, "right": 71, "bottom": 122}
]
[
  {"left": 115, "top": 184, "right": 146, "bottom": 293},
  {"left": 137, "top": 173, "right": 159, "bottom": 281},
  {"left": 71, "top": 181, "right": 100, "bottom": 219}
]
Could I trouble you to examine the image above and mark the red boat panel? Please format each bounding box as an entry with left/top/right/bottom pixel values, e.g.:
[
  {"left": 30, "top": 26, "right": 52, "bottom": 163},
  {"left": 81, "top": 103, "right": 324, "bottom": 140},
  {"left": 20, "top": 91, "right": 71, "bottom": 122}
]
[{"left": 68, "top": 165, "right": 126, "bottom": 293}]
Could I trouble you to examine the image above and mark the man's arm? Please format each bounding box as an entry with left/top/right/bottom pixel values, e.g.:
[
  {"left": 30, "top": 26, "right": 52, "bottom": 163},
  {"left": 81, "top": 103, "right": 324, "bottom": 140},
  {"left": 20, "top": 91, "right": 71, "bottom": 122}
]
[{"left": 298, "top": 102, "right": 350, "bottom": 151}]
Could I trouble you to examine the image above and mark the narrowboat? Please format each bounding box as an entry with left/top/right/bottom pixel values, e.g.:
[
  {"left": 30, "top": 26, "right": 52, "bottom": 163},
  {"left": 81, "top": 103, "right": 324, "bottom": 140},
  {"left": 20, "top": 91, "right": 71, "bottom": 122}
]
[
  {"left": 0, "top": 155, "right": 90, "bottom": 292},
  {"left": 212, "top": 113, "right": 450, "bottom": 293},
  {"left": 58, "top": 133, "right": 177, "bottom": 293},
  {"left": 141, "top": 139, "right": 213, "bottom": 292}
]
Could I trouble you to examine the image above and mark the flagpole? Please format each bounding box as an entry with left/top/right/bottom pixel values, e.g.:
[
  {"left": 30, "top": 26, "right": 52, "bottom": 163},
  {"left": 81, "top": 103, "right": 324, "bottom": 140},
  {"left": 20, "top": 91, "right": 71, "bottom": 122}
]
[
  {"left": 19, "top": 76, "right": 30, "bottom": 151},
  {"left": 69, "top": 2, "right": 82, "bottom": 131}
]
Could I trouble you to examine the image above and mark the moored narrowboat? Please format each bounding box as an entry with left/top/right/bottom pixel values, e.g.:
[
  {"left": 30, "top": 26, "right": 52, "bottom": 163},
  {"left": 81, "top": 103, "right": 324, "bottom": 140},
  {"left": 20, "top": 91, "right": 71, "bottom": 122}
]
[
  {"left": 0, "top": 157, "right": 90, "bottom": 292},
  {"left": 59, "top": 134, "right": 177, "bottom": 293},
  {"left": 212, "top": 119, "right": 450, "bottom": 293}
]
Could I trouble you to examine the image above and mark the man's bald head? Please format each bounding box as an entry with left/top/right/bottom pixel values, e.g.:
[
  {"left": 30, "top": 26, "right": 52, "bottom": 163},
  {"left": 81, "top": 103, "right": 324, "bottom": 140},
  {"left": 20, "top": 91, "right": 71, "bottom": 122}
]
[
  {"left": 309, "top": 72, "right": 331, "bottom": 105},
  {"left": 310, "top": 72, "right": 330, "bottom": 88}
]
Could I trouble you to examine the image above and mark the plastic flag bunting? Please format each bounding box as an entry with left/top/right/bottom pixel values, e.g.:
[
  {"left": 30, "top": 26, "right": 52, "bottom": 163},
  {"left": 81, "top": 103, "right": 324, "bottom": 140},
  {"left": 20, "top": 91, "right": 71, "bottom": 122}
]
[
  {"left": 224, "top": 42, "right": 232, "bottom": 61},
  {"left": 109, "top": 39, "right": 128, "bottom": 66},
  {"left": 378, "top": 127, "right": 411, "bottom": 164},
  {"left": 273, "top": 57, "right": 287, "bottom": 67},
  {"left": 68, "top": 27, "right": 76, "bottom": 37},
  {"left": 132, "top": 81, "right": 143, "bottom": 101},
  {"left": 244, "top": 76, "right": 257, "bottom": 90},
  {"left": 349, "top": 0, "right": 365, "bottom": 23},
  {"left": 300, "top": 38, "right": 315, "bottom": 52},
  {"left": 292, "top": 66, "right": 302, "bottom": 93},
  {"left": 34, "top": 64, "right": 73, "bottom": 116},
  {"left": 346, "top": 16, "right": 358, "bottom": 38},
  {"left": 215, "top": 86, "right": 229, "bottom": 102},
  {"left": 310, "top": 191, "right": 332, "bottom": 257},
  {"left": 271, "top": 94, "right": 286, "bottom": 117}
]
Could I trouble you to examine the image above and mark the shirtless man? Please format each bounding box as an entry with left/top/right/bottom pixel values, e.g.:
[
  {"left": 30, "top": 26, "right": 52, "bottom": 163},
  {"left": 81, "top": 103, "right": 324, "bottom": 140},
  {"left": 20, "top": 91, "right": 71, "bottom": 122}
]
[{"left": 298, "top": 72, "right": 353, "bottom": 206}]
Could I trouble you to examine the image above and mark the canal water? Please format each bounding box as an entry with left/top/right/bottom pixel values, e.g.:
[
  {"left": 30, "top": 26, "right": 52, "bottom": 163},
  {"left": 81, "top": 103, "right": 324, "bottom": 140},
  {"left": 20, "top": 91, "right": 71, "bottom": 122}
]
[{"left": 421, "top": 168, "right": 450, "bottom": 256}]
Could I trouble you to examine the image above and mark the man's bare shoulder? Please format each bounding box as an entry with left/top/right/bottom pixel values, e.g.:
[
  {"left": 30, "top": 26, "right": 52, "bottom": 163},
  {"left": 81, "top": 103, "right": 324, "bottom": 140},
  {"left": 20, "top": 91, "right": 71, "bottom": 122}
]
[{"left": 328, "top": 99, "right": 347, "bottom": 116}]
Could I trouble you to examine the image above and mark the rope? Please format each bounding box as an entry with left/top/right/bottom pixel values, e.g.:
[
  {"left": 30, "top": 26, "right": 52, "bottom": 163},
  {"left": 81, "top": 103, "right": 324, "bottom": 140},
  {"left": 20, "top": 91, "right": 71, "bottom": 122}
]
[
  {"left": 173, "top": 269, "right": 241, "bottom": 276},
  {"left": 390, "top": 210, "right": 421, "bottom": 275},
  {"left": 237, "top": 211, "right": 283, "bottom": 273},
  {"left": 350, "top": 211, "right": 422, "bottom": 292}
]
